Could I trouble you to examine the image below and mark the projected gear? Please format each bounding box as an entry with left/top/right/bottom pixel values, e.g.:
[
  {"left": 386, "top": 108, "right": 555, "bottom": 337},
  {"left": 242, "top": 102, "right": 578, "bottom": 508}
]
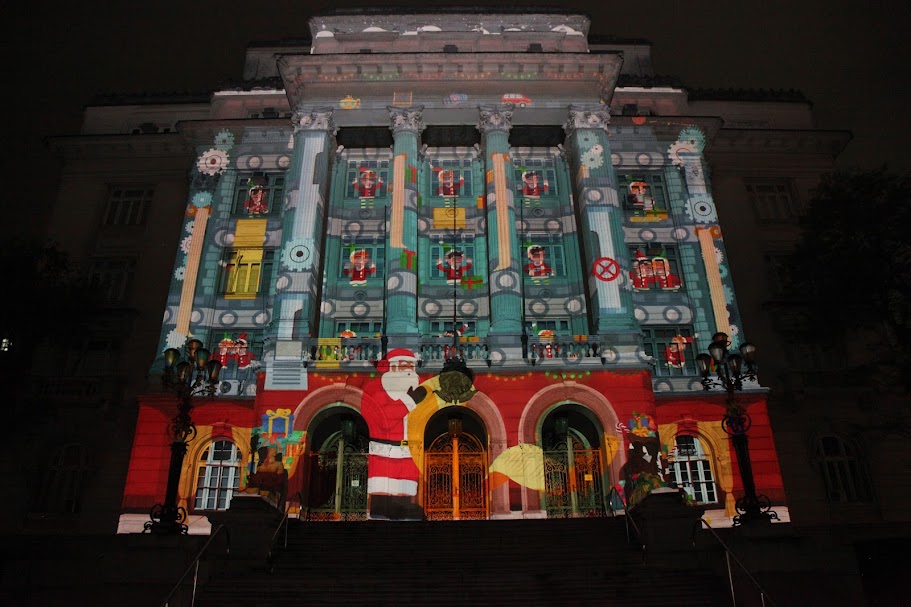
[
  {"left": 686, "top": 198, "right": 717, "bottom": 223},
  {"left": 197, "top": 149, "right": 230, "bottom": 175},
  {"left": 282, "top": 239, "right": 311, "bottom": 271}
]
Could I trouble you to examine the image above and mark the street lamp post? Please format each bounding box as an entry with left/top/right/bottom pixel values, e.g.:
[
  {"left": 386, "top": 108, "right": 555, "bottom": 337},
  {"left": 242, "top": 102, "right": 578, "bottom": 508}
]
[
  {"left": 696, "top": 332, "right": 778, "bottom": 526},
  {"left": 144, "top": 339, "right": 223, "bottom": 534}
]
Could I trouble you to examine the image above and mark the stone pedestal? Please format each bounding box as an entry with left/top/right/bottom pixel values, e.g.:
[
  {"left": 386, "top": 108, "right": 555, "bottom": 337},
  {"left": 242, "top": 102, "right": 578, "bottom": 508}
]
[
  {"left": 630, "top": 488, "right": 705, "bottom": 568},
  {"left": 206, "top": 494, "right": 285, "bottom": 574}
]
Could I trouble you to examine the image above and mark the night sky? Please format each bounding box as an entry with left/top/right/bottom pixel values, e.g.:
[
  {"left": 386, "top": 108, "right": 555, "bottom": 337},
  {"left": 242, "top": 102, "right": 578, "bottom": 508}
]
[{"left": 9, "top": 0, "right": 909, "bottom": 234}]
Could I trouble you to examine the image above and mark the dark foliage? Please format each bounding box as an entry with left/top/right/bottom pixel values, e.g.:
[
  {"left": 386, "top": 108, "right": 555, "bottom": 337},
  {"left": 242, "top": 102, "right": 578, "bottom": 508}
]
[{"left": 789, "top": 168, "right": 911, "bottom": 392}]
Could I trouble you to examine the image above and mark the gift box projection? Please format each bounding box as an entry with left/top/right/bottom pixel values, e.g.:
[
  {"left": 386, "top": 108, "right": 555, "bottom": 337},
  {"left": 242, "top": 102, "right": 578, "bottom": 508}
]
[{"left": 119, "top": 11, "right": 786, "bottom": 530}]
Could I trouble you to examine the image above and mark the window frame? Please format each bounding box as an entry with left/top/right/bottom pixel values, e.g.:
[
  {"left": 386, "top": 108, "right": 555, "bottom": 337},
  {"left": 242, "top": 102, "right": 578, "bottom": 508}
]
[
  {"left": 814, "top": 434, "right": 872, "bottom": 504},
  {"left": 103, "top": 186, "right": 153, "bottom": 226},
  {"left": 89, "top": 257, "right": 137, "bottom": 304},
  {"left": 642, "top": 326, "right": 698, "bottom": 376},
  {"left": 231, "top": 173, "right": 286, "bottom": 217},
  {"left": 193, "top": 440, "right": 242, "bottom": 512},
  {"left": 618, "top": 172, "right": 670, "bottom": 216},
  {"left": 220, "top": 248, "right": 276, "bottom": 299},
  {"left": 744, "top": 179, "right": 799, "bottom": 222},
  {"left": 344, "top": 160, "right": 391, "bottom": 200},
  {"left": 429, "top": 159, "right": 474, "bottom": 199},
  {"left": 628, "top": 243, "right": 684, "bottom": 291},
  {"left": 666, "top": 435, "right": 718, "bottom": 505},
  {"left": 512, "top": 157, "right": 559, "bottom": 201}
]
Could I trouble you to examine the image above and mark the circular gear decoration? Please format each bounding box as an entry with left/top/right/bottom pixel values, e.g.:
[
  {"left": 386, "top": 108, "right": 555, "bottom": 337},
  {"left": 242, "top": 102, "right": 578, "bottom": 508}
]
[
  {"left": 197, "top": 149, "right": 230, "bottom": 175},
  {"left": 422, "top": 299, "right": 442, "bottom": 317},
  {"left": 459, "top": 300, "right": 478, "bottom": 317},
  {"left": 213, "top": 129, "right": 235, "bottom": 150},
  {"left": 191, "top": 191, "right": 213, "bottom": 208},
  {"left": 686, "top": 197, "right": 717, "bottom": 223},
  {"left": 351, "top": 302, "right": 371, "bottom": 318},
  {"left": 528, "top": 299, "right": 549, "bottom": 315},
  {"left": 219, "top": 311, "right": 237, "bottom": 327},
  {"left": 253, "top": 311, "right": 271, "bottom": 326},
  {"left": 282, "top": 239, "right": 311, "bottom": 271}
]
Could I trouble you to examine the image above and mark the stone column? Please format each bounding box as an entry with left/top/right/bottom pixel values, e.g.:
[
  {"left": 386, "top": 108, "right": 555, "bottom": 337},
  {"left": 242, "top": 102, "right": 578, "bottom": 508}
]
[
  {"left": 563, "top": 105, "right": 638, "bottom": 333},
  {"left": 384, "top": 106, "right": 424, "bottom": 341},
  {"left": 274, "top": 106, "right": 336, "bottom": 341},
  {"left": 478, "top": 104, "right": 523, "bottom": 341}
]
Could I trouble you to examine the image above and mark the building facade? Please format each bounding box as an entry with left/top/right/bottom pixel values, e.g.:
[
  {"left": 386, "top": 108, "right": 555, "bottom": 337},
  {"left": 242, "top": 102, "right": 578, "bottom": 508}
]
[{"left": 104, "top": 11, "right": 789, "bottom": 532}]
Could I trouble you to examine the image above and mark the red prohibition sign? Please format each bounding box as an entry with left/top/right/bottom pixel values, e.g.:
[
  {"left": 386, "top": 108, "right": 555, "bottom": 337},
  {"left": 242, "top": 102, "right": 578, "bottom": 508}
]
[{"left": 593, "top": 257, "right": 620, "bottom": 282}]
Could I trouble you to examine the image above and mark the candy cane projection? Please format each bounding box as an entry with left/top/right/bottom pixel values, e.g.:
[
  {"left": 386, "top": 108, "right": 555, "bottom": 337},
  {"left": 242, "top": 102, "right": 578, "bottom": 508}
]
[
  {"left": 176, "top": 207, "right": 210, "bottom": 336},
  {"left": 390, "top": 153, "right": 407, "bottom": 249},
  {"left": 491, "top": 152, "right": 512, "bottom": 271}
]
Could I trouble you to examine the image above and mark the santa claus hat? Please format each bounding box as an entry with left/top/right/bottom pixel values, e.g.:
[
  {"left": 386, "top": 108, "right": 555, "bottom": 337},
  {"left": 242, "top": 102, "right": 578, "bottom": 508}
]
[{"left": 375, "top": 348, "right": 416, "bottom": 373}]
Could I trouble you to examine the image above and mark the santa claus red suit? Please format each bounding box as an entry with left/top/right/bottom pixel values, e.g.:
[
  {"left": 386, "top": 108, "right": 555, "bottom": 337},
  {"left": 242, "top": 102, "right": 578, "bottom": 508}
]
[
  {"left": 353, "top": 168, "right": 383, "bottom": 198},
  {"left": 235, "top": 334, "right": 256, "bottom": 369},
  {"left": 360, "top": 349, "right": 426, "bottom": 520},
  {"left": 437, "top": 250, "right": 471, "bottom": 283},
  {"left": 518, "top": 171, "right": 549, "bottom": 197}
]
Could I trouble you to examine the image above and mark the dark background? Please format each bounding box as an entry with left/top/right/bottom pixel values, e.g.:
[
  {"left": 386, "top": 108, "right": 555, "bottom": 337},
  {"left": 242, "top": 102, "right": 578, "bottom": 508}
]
[{"left": 8, "top": 0, "right": 909, "bottom": 235}]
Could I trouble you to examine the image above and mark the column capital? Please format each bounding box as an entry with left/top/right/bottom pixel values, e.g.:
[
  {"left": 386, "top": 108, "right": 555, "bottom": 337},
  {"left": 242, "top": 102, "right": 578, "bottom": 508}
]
[
  {"left": 477, "top": 104, "right": 514, "bottom": 135},
  {"left": 388, "top": 105, "right": 426, "bottom": 135},
  {"left": 563, "top": 104, "right": 611, "bottom": 137},
  {"left": 292, "top": 105, "right": 336, "bottom": 134}
]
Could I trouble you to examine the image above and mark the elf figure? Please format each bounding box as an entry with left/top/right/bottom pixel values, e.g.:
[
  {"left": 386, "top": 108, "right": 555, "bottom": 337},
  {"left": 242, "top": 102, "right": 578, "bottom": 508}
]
[
  {"left": 524, "top": 245, "right": 553, "bottom": 278},
  {"left": 437, "top": 249, "right": 472, "bottom": 284},
  {"left": 665, "top": 335, "right": 695, "bottom": 368},
  {"left": 630, "top": 250, "right": 653, "bottom": 290},
  {"left": 653, "top": 257, "right": 682, "bottom": 290},
  {"left": 518, "top": 170, "right": 549, "bottom": 198},
  {"left": 353, "top": 167, "right": 383, "bottom": 198},
  {"left": 626, "top": 181, "right": 655, "bottom": 212},
  {"left": 343, "top": 249, "right": 376, "bottom": 286},
  {"left": 244, "top": 175, "right": 270, "bottom": 215},
  {"left": 436, "top": 168, "right": 464, "bottom": 197}
]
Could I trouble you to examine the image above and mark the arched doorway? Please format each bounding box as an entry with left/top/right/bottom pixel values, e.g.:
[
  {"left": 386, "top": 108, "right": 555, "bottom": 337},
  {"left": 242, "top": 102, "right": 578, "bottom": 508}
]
[
  {"left": 424, "top": 410, "right": 488, "bottom": 520},
  {"left": 305, "top": 408, "right": 369, "bottom": 521},
  {"left": 541, "top": 405, "right": 607, "bottom": 518}
]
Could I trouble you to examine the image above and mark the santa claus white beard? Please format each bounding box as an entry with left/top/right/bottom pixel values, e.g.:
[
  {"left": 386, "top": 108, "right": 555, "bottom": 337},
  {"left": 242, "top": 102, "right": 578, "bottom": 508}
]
[{"left": 382, "top": 370, "right": 419, "bottom": 410}]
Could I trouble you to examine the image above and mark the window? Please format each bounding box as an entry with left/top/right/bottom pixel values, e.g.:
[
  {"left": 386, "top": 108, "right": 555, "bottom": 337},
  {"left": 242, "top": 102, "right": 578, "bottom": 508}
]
[
  {"left": 335, "top": 321, "right": 384, "bottom": 337},
  {"left": 513, "top": 158, "right": 558, "bottom": 199},
  {"left": 431, "top": 238, "right": 475, "bottom": 281},
  {"left": 745, "top": 180, "right": 798, "bottom": 221},
  {"left": 667, "top": 435, "right": 717, "bottom": 505},
  {"left": 618, "top": 173, "right": 669, "bottom": 217},
  {"left": 221, "top": 249, "right": 275, "bottom": 298},
  {"left": 339, "top": 243, "right": 385, "bottom": 283},
  {"left": 194, "top": 440, "right": 241, "bottom": 511},
  {"left": 429, "top": 320, "right": 477, "bottom": 335},
  {"left": 814, "top": 435, "right": 871, "bottom": 503},
  {"left": 232, "top": 173, "right": 285, "bottom": 216},
  {"left": 345, "top": 160, "right": 390, "bottom": 199},
  {"left": 642, "top": 326, "right": 697, "bottom": 376},
  {"left": 522, "top": 236, "right": 565, "bottom": 279},
  {"left": 628, "top": 244, "right": 683, "bottom": 291},
  {"left": 89, "top": 258, "right": 136, "bottom": 303},
  {"left": 34, "top": 443, "right": 88, "bottom": 514},
  {"left": 104, "top": 187, "right": 153, "bottom": 226},
  {"left": 430, "top": 159, "right": 473, "bottom": 198},
  {"left": 526, "top": 319, "right": 570, "bottom": 335}
]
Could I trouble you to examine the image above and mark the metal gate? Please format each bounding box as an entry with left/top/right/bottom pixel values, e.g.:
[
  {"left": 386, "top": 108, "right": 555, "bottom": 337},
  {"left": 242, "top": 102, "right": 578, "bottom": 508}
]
[
  {"left": 424, "top": 432, "right": 488, "bottom": 520},
  {"left": 543, "top": 434, "right": 606, "bottom": 518},
  {"left": 307, "top": 433, "right": 369, "bottom": 521}
]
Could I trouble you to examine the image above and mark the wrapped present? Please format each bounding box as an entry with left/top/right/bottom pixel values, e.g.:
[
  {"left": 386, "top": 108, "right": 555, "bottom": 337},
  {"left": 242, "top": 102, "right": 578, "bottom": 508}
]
[{"left": 262, "top": 408, "right": 294, "bottom": 438}]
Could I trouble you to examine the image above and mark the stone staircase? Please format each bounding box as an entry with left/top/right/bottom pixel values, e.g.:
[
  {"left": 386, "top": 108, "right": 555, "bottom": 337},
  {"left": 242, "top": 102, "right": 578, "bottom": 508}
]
[{"left": 194, "top": 516, "right": 733, "bottom": 606}]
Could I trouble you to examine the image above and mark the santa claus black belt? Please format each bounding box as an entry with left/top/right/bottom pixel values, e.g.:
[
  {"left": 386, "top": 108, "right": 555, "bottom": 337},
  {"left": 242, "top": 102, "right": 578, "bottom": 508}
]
[{"left": 371, "top": 438, "right": 409, "bottom": 447}]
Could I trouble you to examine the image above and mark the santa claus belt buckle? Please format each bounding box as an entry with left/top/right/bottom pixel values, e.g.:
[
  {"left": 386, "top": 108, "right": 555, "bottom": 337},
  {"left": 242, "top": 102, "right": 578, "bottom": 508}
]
[{"left": 399, "top": 440, "right": 409, "bottom": 447}]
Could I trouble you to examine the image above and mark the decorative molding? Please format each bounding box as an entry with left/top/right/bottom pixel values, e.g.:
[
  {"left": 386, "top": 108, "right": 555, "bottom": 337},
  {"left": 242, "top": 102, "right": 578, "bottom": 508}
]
[
  {"left": 387, "top": 105, "right": 426, "bottom": 135},
  {"left": 564, "top": 104, "right": 611, "bottom": 136},
  {"left": 477, "top": 104, "right": 514, "bottom": 135},
  {"left": 292, "top": 106, "right": 336, "bottom": 134}
]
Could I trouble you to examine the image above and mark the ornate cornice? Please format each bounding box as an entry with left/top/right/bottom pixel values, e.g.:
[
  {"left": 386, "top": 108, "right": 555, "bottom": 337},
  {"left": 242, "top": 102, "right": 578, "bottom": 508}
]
[
  {"left": 292, "top": 105, "right": 336, "bottom": 134},
  {"left": 477, "top": 104, "right": 514, "bottom": 135},
  {"left": 563, "top": 104, "right": 611, "bottom": 137},
  {"left": 387, "top": 105, "right": 426, "bottom": 135}
]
